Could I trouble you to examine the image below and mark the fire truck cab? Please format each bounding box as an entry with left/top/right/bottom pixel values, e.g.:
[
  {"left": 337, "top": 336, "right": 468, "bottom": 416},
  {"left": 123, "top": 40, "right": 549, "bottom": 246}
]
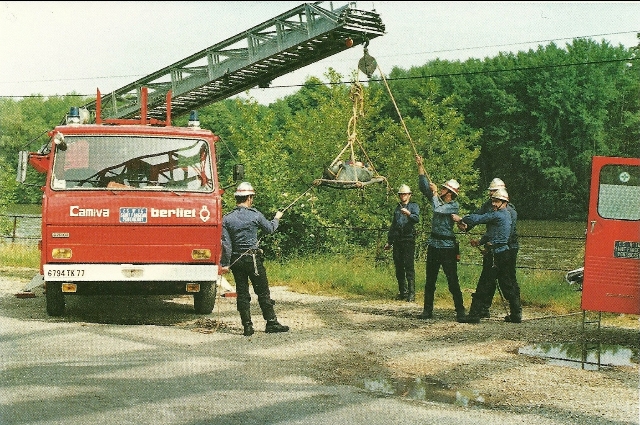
[{"left": 18, "top": 93, "right": 225, "bottom": 316}]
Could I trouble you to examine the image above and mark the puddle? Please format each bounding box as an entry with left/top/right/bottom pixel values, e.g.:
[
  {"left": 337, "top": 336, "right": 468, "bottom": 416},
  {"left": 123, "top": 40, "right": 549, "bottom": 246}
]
[
  {"left": 362, "top": 376, "right": 485, "bottom": 407},
  {"left": 518, "top": 342, "right": 638, "bottom": 370}
]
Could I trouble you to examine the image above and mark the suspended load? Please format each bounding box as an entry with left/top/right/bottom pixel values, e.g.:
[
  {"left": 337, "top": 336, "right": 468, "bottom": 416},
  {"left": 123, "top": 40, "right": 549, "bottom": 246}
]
[
  {"left": 313, "top": 80, "right": 387, "bottom": 189},
  {"left": 324, "top": 160, "right": 375, "bottom": 183}
]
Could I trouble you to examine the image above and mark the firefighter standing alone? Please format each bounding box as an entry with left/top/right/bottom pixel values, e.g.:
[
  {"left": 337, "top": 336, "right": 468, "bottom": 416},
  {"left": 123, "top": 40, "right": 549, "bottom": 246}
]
[
  {"left": 219, "top": 182, "right": 289, "bottom": 336},
  {"left": 384, "top": 184, "right": 420, "bottom": 302}
]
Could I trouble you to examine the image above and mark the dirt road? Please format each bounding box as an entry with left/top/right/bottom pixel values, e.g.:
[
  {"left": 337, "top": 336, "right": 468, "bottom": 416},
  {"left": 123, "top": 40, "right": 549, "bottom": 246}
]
[{"left": 1, "top": 270, "right": 638, "bottom": 425}]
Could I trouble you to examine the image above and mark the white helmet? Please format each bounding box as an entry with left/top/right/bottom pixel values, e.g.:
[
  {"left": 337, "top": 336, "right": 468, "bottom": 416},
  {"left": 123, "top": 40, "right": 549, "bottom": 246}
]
[
  {"left": 442, "top": 179, "right": 460, "bottom": 195},
  {"left": 491, "top": 187, "right": 509, "bottom": 202},
  {"left": 234, "top": 182, "right": 255, "bottom": 197},
  {"left": 397, "top": 184, "right": 412, "bottom": 194},
  {"left": 488, "top": 178, "right": 506, "bottom": 191}
]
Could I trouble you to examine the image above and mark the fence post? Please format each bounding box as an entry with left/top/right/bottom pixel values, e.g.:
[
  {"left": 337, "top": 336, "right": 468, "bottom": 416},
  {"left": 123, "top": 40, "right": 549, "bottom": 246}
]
[{"left": 11, "top": 215, "right": 18, "bottom": 243}]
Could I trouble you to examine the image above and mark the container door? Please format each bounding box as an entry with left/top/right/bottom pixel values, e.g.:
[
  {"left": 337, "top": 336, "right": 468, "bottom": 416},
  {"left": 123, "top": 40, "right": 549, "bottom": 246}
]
[{"left": 581, "top": 156, "right": 640, "bottom": 314}]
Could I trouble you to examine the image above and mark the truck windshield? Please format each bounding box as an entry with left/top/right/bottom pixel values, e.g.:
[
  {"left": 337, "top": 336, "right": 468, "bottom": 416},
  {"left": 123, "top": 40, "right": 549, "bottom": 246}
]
[{"left": 51, "top": 136, "right": 214, "bottom": 192}]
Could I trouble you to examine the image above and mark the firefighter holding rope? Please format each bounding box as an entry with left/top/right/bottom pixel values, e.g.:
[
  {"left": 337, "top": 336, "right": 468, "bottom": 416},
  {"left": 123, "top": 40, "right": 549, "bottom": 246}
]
[{"left": 219, "top": 182, "right": 289, "bottom": 336}]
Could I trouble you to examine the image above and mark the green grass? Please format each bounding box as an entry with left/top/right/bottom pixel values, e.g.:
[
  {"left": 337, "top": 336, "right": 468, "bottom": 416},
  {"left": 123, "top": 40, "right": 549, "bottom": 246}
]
[
  {"left": 266, "top": 252, "right": 582, "bottom": 315},
  {"left": 0, "top": 242, "right": 40, "bottom": 268},
  {"left": 0, "top": 242, "right": 582, "bottom": 315}
]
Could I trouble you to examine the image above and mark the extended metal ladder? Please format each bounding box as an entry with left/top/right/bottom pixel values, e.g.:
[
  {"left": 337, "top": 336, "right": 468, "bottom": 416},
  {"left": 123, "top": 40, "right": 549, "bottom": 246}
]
[{"left": 84, "top": 2, "right": 385, "bottom": 121}]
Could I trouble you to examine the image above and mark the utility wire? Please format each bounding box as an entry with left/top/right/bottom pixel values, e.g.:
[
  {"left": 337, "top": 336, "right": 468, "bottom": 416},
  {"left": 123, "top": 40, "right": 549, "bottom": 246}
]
[{"left": 1, "top": 48, "right": 637, "bottom": 99}]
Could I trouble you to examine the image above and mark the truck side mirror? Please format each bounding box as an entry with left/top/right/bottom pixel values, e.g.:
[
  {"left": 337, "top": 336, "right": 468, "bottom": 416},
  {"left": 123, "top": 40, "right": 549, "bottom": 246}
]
[
  {"left": 233, "top": 164, "right": 244, "bottom": 181},
  {"left": 17, "top": 151, "right": 29, "bottom": 183}
]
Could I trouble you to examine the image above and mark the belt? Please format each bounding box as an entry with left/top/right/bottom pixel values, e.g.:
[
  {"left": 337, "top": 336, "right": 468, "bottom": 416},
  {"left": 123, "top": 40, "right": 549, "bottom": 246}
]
[
  {"left": 490, "top": 243, "right": 508, "bottom": 251},
  {"left": 231, "top": 249, "right": 263, "bottom": 276},
  {"left": 430, "top": 232, "right": 456, "bottom": 241}
]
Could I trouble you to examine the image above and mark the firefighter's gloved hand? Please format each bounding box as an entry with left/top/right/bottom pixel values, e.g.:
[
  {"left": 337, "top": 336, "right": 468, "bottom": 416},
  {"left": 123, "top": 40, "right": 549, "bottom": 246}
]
[{"left": 274, "top": 211, "right": 283, "bottom": 220}]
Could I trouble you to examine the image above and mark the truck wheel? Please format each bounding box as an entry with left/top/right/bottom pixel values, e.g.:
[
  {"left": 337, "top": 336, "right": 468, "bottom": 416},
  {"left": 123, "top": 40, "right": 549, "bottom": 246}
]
[
  {"left": 45, "top": 282, "right": 65, "bottom": 316},
  {"left": 194, "top": 281, "right": 216, "bottom": 314}
]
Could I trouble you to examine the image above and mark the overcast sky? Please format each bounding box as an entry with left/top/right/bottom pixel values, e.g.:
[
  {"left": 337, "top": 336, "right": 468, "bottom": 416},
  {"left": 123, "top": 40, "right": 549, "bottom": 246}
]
[{"left": 1, "top": 1, "right": 638, "bottom": 104}]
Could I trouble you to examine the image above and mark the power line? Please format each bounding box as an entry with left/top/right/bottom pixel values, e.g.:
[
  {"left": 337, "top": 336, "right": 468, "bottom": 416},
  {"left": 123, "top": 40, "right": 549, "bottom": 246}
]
[{"left": 376, "top": 30, "right": 639, "bottom": 59}]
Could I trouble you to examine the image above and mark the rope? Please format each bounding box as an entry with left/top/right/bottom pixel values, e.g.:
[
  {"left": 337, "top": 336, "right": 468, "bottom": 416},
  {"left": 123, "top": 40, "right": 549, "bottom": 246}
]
[
  {"left": 376, "top": 64, "right": 418, "bottom": 157},
  {"left": 328, "top": 79, "right": 385, "bottom": 182},
  {"left": 375, "top": 62, "right": 432, "bottom": 182},
  {"left": 281, "top": 184, "right": 315, "bottom": 213},
  {"left": 347, "top": 82, "right": 364, "bottom": 159}
]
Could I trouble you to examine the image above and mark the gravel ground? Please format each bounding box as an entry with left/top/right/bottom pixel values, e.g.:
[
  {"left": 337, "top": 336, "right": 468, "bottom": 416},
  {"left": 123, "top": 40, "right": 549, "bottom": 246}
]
[{"left": 2, "top": 267, "right": 639, "bottom": 425}]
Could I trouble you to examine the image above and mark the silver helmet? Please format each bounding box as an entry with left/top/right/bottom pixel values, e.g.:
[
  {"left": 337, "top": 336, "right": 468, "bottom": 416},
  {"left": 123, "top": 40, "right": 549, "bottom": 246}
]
[
  {"left": 397, "top": 184, "right": 412, "bottom": 194},
  {"left": 491, "top": 187, "right": 509, "bottom": 202},
  {"left": 234, "top": 182, "right": 256, "bottom": 197},
  {"left": 442, "top": 179, "right": 460, "bottom": 195},
  {"left": 488, "top": 178, "right": 506, "bottom": 191}
]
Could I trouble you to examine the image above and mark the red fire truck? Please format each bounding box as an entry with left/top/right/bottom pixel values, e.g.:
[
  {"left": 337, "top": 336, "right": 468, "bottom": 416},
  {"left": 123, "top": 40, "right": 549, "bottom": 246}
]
[
  {"left": 15, "top": 2, "right": 385, "bottom": 316},
  {"left": 581, "top": 156, "right": 640, "bottom": 315},
  {"left": 19, "top": 91, "right": 225, "bottom": 316}
]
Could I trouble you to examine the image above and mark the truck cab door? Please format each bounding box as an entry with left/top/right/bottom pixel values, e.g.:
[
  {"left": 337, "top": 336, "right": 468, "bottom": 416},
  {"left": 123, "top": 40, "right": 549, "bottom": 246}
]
[{"left": 581, "top": 156, "right": 640, "bottom": 314}]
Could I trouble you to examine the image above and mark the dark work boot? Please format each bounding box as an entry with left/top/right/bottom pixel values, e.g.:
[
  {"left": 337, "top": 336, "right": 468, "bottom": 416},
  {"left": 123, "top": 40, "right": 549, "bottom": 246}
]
[
  {"left": 260, "top": 300, "right": 290, "bottom": 333},
  {"left": 480, "top": 295, "right": 492, "bottom": 318},
  {"left": 459, "top": 296, "right": 482, "bottom": 324},
  {"left": 417, "top": 310, "right": 433, "bottom": 320},
  {"left": 406, "top": 280, "right": 415, "bottom": 302},
  {"left": 395, "top": 279, "right": 407, "bottom": 300},
  {"left": 504, "top": 299, "right": 522, "bottom": 323},
  {"left": 239, "top": 309, "right": 254, "bottom": 336},
  {"left": 265, "top": 318, "right": 289, "bottom": 333},
  {"left": 419, "top": 289, "right": 434, "bottom": 319},
  {"left": 453, "top": 292, "right": 466, "bottom": 322}
]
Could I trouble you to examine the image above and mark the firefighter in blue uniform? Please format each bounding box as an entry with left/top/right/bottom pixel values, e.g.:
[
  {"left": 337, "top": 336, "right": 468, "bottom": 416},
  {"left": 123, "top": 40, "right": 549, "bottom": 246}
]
[
  {"left": 416, "top": 155, "right": 466, "bottom": 321},
  {"left": 453, "top": 188, "right": 522, "bottom": 323},
  {"left": 219, "top": 182, "right": 289, "bottom": 336},
  {"left": 384, "top": 184, "right": 420, "bottom": 302},
  {"left": 459, "top": 178, "right": 519, "bottom": 319}
]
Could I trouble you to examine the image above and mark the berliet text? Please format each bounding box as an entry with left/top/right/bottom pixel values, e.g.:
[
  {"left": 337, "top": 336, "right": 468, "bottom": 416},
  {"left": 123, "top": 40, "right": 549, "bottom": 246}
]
[{"left": 151, "top": 208, "right": 196, "bottom": 218}]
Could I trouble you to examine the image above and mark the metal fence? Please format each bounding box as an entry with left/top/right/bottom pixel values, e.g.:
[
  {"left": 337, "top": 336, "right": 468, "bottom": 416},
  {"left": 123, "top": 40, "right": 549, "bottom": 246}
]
[
  {"left": 0, "top": 213, "right": 41, "bottom": 244},
  {"left": 0, "top": 214, "right": 586, "bottom": 272}
]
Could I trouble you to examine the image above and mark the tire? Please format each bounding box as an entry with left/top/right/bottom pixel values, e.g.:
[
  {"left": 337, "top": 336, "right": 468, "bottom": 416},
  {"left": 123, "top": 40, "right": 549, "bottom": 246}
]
[
  {"left": 45, "top": 281, "right": 65, "bottom": 316},
  {"left": 193, "top": 281, "right": 216, "bottom": 314}
]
